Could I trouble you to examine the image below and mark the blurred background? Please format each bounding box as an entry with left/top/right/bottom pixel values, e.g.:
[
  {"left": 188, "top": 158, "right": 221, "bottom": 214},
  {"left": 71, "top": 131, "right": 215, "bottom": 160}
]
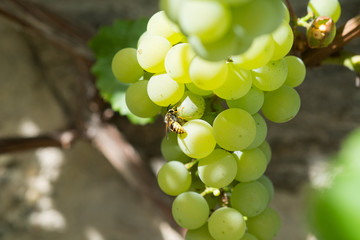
[{"left": 0, "top": 0, "right": 359, "bottom": 239}]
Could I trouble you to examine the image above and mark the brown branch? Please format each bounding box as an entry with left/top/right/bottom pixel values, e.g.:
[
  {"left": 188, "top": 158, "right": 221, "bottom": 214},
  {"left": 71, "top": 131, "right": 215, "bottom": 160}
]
[
  {"left": 0, "top": 129, "right": 79, "bottom": 154},
  {"left": 302, "top": 14, "right": 360, "bottom": 67},
  {"left": 0, "top": 0, "right": 94, "bottom": 63}
]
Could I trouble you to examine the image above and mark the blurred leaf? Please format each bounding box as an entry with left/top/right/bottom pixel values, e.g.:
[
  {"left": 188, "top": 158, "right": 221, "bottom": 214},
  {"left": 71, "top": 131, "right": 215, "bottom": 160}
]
[{"left": 309, "top": 127, "right": 360, "bottom": 240}]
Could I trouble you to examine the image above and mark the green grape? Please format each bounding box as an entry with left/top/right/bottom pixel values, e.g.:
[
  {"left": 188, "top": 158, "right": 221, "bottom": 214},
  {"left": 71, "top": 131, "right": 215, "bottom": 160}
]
[
  {"left": 230, "top": 181, "right": 269, "bottom": 217},
  {"left": 231, "top": 34, "right": 274, "bottom": 70},
  {"left": 246, "top": 113, "right": 267, "bottom": 150},
  {"left": 308, "top": 0, "right": 341, "bottom": 23},
  {"left": 261, "top": 85, "right": 301, "bottom": 123},
  {"left": 125, "top": 80, "right": 161, "bottom": 118},
  {"left": 247, "top": 207, "right": 281, "bottom": 240},
  {"left": 226, "top": 86, "right": 264, "bottom": 115},
  {"left": 189, "top": 57, "right": 228, "bottom": 90},
  {"left": 284, "top": 55, "right": 306, "bottom": 87},
  {"left": 213, "top": 108, "right": 256, "bottom": 151},
  {"left": 232, "top": 0, "right": 284, "bottom": 37},
  {"left": 147, "top": 73, "right": 185, "bottom": 107},
  {"left": 178, "top": 0, "right": 231, "bottom": 43},
  {"left": 188, "top": 27, "right": 252, "bottom": 61},
  {"left": 161, "top": 132, "right": 191, "bottom": 163},
  {"left": 240, "top": 233, "right": 258, "bottom": 240},
  {"left": 165, "top": 43, "right": 196, "bottom": 83},
  {"left": 258, "top": 175, "right": 275, "bottom": 204},
  {"left": 111, "top": 48, "right": 144, "bottom": 84},
  {"left": 157, "top": 161, "right": 192, "bottom": 196},
  {"left": 186, "top": 83, "right": 213, "bottom": 97},
  {"left": 252, "top": 58, "right": 288, "bottom": 91},
  {"left": 159, "top": 0, "right": 183, "bottom": 23},
  {"left": 208, "top": 207, "right": 246, "bottom": 240},
  {"left": 258, "top": 141, "right": 272, "bottom": 164},
  {"left": 213, "top": 62, "right": 252, "bottom": 100},
  {"left": 147, "top": 11, "right": 184, "bottom": 45},
  {"left": 137, "top": 35, "right": 171, "bottom": 73},
  {"left": 233, "top": 148, "right": 267, "bottom": 182},
  {"left": 172, "top": 191, "right": 210, "bottom": 229},
  {"left": 178, "top": 119, "right": 216, "bottom": 159},
  {"left": 185, "top": 222, "right": 215, "bottom": 240},
  {"left": 176, "top": 91, "right": 205, "bottom": 119},
  {"left": 271, "top": 21, "right": 294, "bottom": 61},
  {"left": 198, "top": 148, "right": 237, "bottom": 188}
]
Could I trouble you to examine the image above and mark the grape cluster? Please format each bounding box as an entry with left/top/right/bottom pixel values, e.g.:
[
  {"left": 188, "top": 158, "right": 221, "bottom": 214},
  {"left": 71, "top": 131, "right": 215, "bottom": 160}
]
[{"left": 109, "top": 0, "right": 342, "bottom": 239}]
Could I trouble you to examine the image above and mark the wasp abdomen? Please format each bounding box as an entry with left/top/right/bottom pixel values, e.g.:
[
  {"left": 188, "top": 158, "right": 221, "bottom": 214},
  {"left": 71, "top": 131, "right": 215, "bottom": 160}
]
[{"left": 170, "top": 122, "right": 186, "bottom": 134}]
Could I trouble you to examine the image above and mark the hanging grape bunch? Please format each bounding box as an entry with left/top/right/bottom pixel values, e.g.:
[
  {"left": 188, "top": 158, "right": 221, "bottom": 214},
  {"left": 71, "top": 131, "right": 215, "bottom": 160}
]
[{"left": 110, "top": 0, "right": 340, "bottom": 239}]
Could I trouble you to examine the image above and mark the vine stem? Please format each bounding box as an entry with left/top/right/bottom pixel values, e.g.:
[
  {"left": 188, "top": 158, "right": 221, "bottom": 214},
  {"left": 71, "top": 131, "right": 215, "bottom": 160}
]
[
  {"left": 302, "top": 14, "right": 360, "bottom": 67},
  {"left": 185, "top": 158, "right": 199, "bottom": 170}
]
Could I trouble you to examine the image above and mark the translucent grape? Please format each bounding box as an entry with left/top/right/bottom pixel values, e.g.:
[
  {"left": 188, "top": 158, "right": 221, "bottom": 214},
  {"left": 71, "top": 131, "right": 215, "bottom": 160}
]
[
  {"left": 271, "top": 21, "right": 294, "bottom": 61},
  {"left": 226, "top": 86, "right": 264, "bottom": 115},
  {"left": 308, "top": 0, "right": 341, "bottom": 23},
  {"left": 125, "top": 80, "right": 161, "bottom": 118},
  {"left": 261, "top": 85, "right": 301, "bottom": 123},
  {"left": 247, "top": 207, "right": 281, "bottom": 240},
  {"left": 157, "top": 161, "right": 192, "bottom": 196},
  {"left": 198, "top": 148, "right": 237, "bottom": 188},
  {"left": 161, "top": 132, "right": 191, "bottom": 163},
  {"left": 208, "top": 207, "right": 246, "bottom": 240},
  {"left": 172, "top": 191, "right": 210, "bottom": 229},
  {"left": 213, "top": 108, "right": 256, "bottom": 151},
  {"left": 186, "top": 83, "right": 213, "bottom": 97},
  {"left": 246, "top": 113, "right": 267, "bottom": 150},
  {"left": 230, "top": 181, "right": 269, "bottom": 217},
  {"left": 232, "top": 34, "right": 274, "bottom": 70},
  {"left": 176, "top": 91, "right": 205, "bottom": 119},
  {"left": 178, "top": 119, "right": 216, "bottom": 159},
  {"left": 178, "top": 0, "right": 231, "bottom": 43},
  {"left": 233, "top": 148, "right": 267, "bottom": 182},
  {"left": 137, "top": 35, "right": 171, "bottom": 73},
  {"left": 232, "top": 0, "right": 284, "bottom": 37},
  {"left": 189, "top": 57, "right": 228, "bottom": 90},
  {"left": 240, "top": 233, "right": 258, "bottom": 240},
  {"left": 112, "top": 48, "right": 143, "bottom": 84},
  {"left": 258, "top": 141, "right": 272, "bottom": 164},
  {"left": 258, "top": 175, "right": 275, "bottom": 204},
  {"left": 147, "top": 11, "right": 184, "bottom": 45},
  {"left": 188, "top": 28, "right": 252, "bottom": 61},
  {"left": 159, "top": 0, "right": 182, "bottom": 23},
  {"left": 165, "top": 43, "right": 196, "bottom": 83},
  {"left": 252, "top": 58, "right": 288, "bottom": 91},
  {"left": 185, "top": 223, "right": 214, "bottom": 240},
  {"left": 147, "top": 73, "right": 185, "bottom": 107},
  {"left": 284, "top": 55, "right": 306, "bottom": 87},
  {"left": 213, "top": 62, "right": 252, "bottom": 100}
]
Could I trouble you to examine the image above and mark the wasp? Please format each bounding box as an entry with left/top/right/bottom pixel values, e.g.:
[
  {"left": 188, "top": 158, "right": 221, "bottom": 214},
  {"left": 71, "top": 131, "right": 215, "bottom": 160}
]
[{"left": 164, "top": 106, "right": 186, "bottom": 136}]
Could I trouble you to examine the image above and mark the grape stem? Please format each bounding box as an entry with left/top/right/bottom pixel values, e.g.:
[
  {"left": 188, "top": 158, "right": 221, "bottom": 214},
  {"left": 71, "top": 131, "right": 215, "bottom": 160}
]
[
  {"left": 297, "top": 12, "right": 315, "bottom": 29},
  {"left": 185, "top": 159, "right": 199, "bottom": 170},
  {"left": 200, "top": 187, "right": 220, "bottom": 197}
]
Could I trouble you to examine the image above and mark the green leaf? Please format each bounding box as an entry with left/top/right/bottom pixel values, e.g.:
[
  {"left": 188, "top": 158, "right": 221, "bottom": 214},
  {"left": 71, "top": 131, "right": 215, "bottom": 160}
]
[{"left": 89, "top": 18, "right": 155, "bottom": 125}]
